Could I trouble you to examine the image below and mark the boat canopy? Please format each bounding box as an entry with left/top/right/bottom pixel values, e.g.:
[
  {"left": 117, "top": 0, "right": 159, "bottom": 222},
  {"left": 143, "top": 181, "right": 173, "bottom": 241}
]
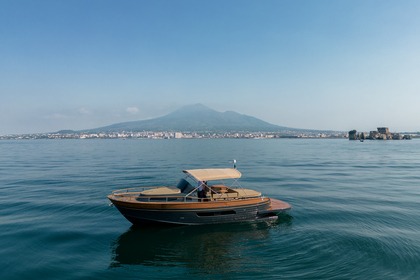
[{"left": 183, "top": 168, "right": 242, "bottom": 182}]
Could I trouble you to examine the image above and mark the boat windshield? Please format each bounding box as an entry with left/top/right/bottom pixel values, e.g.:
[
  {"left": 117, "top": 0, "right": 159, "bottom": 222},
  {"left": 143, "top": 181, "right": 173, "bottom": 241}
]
[
  {"left": 178, "top": 169, "right": 243, "bottom": 198},
  {"left": 176, "top": 178, "right": 195, "bottom": 194}
]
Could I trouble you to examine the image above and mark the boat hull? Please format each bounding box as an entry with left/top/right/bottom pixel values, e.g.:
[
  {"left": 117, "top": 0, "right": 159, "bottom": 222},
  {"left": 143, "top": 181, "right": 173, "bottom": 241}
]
[{"left": 108, "top": 196, "right": 290, "bottom": 225}]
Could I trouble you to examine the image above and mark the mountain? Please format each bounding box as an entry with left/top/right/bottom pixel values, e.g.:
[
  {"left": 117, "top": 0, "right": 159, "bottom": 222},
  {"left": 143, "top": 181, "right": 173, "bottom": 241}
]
[{"left": 84, "top": 104, "right": 297, "bottom": 133}]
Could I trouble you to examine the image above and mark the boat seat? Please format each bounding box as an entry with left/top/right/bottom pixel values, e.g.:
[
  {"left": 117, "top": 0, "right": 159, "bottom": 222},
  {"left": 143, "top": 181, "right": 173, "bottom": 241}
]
[
  {"left": 235, "top": 189, "right": 261, "bottom": 198},
  {"left": 213, "top": 186, "right": 227, "bottom": 193},
  {"left": 211, "top": 192, "right": 239, "bottom": 199},
  {"left": 140, "top": 187, "right": 181, "bottom": 196}
]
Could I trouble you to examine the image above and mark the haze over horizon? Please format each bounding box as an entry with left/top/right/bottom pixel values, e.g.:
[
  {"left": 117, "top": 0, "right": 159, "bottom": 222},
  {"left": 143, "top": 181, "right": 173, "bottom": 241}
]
[{"left": 2, "top": 1, "right": 420, "bottom": 135}]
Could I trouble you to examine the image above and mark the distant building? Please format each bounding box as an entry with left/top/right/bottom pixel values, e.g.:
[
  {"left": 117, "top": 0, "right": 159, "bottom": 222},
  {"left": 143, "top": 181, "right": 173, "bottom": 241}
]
[
  {"left": 369, "top": 131, "right": 379, "bottom": 139},
  {"left": 392, "top": 133, "right": 402, "bottom": 140},
  {"left": 377, "top": 127, "right": 389, "bottom": 134},
  {"left": 349, "top": 130, "right": 357, "bottom": 140},
  {"left": 349, "top": 127, "right": 411, "bottom": 141}
]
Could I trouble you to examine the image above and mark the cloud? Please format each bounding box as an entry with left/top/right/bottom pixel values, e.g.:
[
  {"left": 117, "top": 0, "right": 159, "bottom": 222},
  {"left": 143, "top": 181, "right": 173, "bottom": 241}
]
[
  {"left": 45, "top": 113, "right": 70, "bottom": 120},
  {"left": 126, "top": 107, "right": 140, "bottom": 115},
  {"left": 79, "top": 107, "right": 92, "bottom": 115},
  {"left": 44, "top": 107, "right": 92, "bottom": 121}
]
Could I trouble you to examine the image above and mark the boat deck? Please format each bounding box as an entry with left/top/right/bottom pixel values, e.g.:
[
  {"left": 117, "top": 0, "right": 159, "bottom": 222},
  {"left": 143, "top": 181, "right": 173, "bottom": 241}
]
[{"left": 268, "top": 198, "right": 291, "bottom": 211}]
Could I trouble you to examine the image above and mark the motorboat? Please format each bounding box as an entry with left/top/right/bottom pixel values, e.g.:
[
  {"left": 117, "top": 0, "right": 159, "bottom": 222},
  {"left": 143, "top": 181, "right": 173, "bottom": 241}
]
[{"left": 108, "top": 167, "right": 291, "bottom": 225}]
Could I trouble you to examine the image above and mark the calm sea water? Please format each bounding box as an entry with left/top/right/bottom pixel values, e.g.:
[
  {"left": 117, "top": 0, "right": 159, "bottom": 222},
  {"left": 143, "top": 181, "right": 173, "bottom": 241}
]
[{"left": 1, "top": 139, "right": 419, "bottom": 279}]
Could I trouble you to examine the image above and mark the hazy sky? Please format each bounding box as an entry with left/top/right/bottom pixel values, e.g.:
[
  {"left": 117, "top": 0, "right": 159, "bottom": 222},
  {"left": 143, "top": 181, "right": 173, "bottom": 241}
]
[{"left": 1, "top": 0, "right": 420, "bottom": 134}]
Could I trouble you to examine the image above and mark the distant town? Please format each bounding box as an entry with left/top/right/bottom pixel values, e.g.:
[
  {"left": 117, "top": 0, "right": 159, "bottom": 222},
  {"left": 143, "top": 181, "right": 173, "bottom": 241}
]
[
  {"left": 3, "top": 105, "right": 418, "bottom": 140},
  {"left": 1, "top": 130, "right": 350, "bottom": 140},
  {"left": 1, "top": 129, "right": 419, "bottom": 140}
]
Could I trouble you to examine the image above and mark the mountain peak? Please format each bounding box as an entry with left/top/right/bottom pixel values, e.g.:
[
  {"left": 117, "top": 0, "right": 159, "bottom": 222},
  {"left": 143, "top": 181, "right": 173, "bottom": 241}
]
[
  {"left": 86, "top": 104, "right": 291, "bottom": 133},
  {"left": 181, "top": 103, "right": 212, "bottom": 110},
  {"left": 168, "top": 103, "right": 215, "bottom": 116}
]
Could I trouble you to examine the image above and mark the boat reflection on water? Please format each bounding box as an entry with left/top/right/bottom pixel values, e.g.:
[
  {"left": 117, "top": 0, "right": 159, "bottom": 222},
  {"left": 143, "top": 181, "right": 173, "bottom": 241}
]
[{"left": 110, "top": 213, "right": 292, "bottom": 274}]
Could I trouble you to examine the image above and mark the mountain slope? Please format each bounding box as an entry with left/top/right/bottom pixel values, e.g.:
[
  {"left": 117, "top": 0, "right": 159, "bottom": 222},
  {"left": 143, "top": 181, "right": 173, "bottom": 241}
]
[{"left": 85, "top": 104, "right": 294, "bottom": 133}]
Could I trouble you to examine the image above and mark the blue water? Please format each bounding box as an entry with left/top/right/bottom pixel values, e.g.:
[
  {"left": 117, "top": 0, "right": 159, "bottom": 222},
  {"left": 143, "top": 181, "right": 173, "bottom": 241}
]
[{"left": 1, "top": 139, "right": 419, "bottom": 279}]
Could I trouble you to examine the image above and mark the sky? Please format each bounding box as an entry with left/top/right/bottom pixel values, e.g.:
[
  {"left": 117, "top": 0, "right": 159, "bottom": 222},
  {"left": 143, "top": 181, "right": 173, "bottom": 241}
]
[{"left": 1, "top": 0, "right": 420, "bottom": 134}]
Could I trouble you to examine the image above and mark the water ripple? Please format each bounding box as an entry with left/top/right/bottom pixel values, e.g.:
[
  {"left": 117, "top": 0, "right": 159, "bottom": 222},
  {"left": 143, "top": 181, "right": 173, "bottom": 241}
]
[{"left": 1, "top": 139, "right": 420, "bottom": 279}]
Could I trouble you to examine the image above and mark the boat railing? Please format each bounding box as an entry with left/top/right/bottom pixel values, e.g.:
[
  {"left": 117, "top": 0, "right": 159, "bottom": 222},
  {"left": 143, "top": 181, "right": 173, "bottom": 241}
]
[
  {"left": 111, "top": 186, "right": 260, "bottom": 202},
  {"left": 112, "top": 185, "right": 261, "bottom": 202},
  {"left": 111, "top": 187, "right": 191, "bottom": 201},
  {"left": 112, "top": 186, "right": 157, "bottom": 196},
  {"left": 135, "top": 196, "right": 209, "bottom": 203}
]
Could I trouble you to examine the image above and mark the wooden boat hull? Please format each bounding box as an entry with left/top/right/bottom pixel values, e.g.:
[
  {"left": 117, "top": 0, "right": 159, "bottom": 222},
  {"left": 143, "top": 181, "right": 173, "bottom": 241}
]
[{"left": 108, "top": 196, "right": 291, "bottom": 225}]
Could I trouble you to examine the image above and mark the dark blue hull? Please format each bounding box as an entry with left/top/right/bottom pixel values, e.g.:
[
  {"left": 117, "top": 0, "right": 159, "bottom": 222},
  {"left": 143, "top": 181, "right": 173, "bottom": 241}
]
[{"left": 113, "top": 202, "right": 275, "bottom": 225}]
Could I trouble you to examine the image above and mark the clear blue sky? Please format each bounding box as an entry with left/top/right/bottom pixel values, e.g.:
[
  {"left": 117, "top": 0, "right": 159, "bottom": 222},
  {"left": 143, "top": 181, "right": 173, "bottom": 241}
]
[{"left": 1, "top": 0, "right": 420, "bottom": 134}]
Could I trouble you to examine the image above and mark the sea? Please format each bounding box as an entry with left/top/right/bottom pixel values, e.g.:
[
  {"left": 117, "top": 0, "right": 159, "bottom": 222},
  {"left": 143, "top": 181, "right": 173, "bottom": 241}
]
[{"left": 0, "top": 138, "right": 419, "bottom": 280}]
